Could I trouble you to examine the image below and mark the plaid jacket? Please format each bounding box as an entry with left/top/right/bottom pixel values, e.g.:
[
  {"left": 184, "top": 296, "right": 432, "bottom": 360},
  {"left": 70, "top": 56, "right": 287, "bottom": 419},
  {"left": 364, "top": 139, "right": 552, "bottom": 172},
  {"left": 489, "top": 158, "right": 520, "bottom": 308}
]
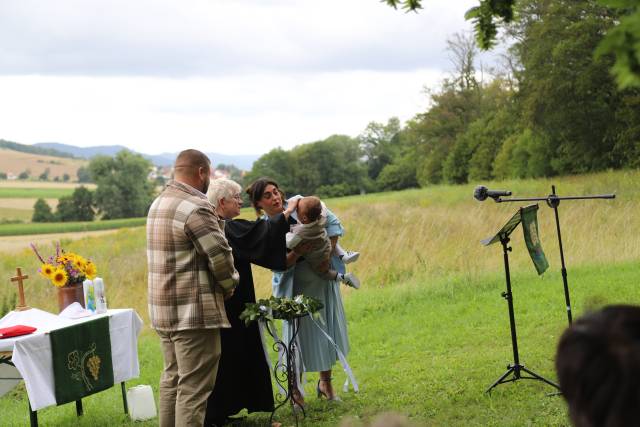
[{"left": 147, "top": 180, "right": 239, "bottom": 331}]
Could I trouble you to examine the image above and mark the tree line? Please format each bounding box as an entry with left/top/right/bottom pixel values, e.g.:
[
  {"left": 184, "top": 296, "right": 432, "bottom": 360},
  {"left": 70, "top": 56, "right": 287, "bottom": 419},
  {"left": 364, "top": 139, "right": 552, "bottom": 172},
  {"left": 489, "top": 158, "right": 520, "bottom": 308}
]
[{"left": 245, "top": 0, "right": 640, "bottom": 197}]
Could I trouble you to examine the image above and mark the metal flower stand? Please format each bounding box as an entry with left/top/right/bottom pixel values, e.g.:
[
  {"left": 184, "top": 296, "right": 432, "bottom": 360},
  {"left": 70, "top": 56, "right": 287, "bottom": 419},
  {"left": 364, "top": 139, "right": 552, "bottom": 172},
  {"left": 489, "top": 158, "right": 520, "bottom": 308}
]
[{"left": 262, "top": 313, "right": 308, "bottom": 427}]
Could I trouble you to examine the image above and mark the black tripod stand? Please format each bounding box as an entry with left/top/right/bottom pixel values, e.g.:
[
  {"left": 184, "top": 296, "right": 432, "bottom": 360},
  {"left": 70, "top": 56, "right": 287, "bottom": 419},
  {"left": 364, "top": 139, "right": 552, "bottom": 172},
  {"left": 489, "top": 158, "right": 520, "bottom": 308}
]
[
  {"left": 495, "top": 185, "right": 615, "bottom": 325},
  {"left": 485, "top": 229, "right": 560, "bottom": 393}
]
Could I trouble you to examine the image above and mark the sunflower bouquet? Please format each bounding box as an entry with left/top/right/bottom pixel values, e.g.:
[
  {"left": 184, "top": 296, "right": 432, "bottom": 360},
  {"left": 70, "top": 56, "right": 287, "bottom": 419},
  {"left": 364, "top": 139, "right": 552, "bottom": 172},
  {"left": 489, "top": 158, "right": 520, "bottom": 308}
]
[{"left": 31, "top": 242, "right": 98, "bottom": 288}]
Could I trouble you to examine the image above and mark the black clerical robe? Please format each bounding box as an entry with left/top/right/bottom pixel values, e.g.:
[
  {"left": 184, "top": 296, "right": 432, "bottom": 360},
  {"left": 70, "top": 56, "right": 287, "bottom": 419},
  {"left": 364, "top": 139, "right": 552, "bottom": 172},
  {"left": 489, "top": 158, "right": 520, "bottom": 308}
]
[{"left": 204, "top": 213, "right": 289, "bottom": 426}]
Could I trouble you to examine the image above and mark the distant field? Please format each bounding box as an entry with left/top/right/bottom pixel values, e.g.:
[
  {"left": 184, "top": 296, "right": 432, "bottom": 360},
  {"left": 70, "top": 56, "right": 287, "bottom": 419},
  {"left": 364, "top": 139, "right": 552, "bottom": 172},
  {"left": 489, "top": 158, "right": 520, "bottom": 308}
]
[
  {"left": 0, "top": 182, "right": 96, "bottom": 221},
  {"left": 0, "top": 187, "right": 75, "bottom": 199},
  {"left": 0, "top": 217, "right": 147, "bottom": 237},
  {"left": 0, "top": 148, "right": 88, "bottom": 181},
  {"left": 0, "top": 181, "right": 96, "bottom": 189},
  {"left": 0, "top": 207, "right": 32, "bottom": 222}
]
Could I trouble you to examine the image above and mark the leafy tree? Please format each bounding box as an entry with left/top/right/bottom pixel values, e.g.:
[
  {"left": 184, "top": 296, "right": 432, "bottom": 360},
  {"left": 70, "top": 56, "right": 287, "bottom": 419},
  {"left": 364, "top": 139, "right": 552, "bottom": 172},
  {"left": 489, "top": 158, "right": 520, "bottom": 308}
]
[
  {"left": 63, "top": 173, "right": 70, "bottom": 182},
  {"left": 0, "top": 172, "right": 7, "bottom": 179},
  {"left": 38, "top": 168, "right": 50, "bottom": 181},
  {"left": 516, "top": 0, "right": 621, "bottom": 175},
  {"left": 358, "top": 117, "right": 402, "bottom": 180},
  {"left": 384, "top": 0, "right": 640, "bottom": 88},
  {"left": 32, "top": 198, "right": 55, "bottom": 222},
  {"left": 243, "top": 148, "right": 295, "bottom": 194},
  {"left": 55, "top": 187, "right": 95, "bottom": 222},
  {"left": 77, "top": 166, "right": 92, "bottom": 183},
  {"left": 89, "top": 151, "right": 154, "bottom": 219},
  {"left": 18, "top": 170, "right": 30, "bottom": 180}
]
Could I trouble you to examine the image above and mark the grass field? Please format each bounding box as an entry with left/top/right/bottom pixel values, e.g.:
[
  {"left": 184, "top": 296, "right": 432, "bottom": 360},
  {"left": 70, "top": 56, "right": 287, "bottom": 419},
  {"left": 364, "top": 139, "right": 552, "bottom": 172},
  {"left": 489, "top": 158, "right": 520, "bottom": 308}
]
[
  {"left": 0, "top": 187, "right": 76, "bottom": 199},
  {"left": 0, "top": 148, "right": 88, "bottom": 182},
  {"left": 0, "top": 169, "right": 638, "bottom": 426},
  {"left": 0, "top": 217, "right": 147, "bottom": 237},
  {"left": 0, "top": 181, "right": 97, "bottom": 222}
]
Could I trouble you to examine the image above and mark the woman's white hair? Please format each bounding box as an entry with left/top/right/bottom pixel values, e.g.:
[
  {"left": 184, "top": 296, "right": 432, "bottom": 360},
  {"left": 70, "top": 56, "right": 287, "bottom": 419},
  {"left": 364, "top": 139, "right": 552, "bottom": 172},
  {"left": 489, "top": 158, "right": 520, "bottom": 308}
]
[{"left": 207, "top": 178, "right": 242, "bottom": 207}]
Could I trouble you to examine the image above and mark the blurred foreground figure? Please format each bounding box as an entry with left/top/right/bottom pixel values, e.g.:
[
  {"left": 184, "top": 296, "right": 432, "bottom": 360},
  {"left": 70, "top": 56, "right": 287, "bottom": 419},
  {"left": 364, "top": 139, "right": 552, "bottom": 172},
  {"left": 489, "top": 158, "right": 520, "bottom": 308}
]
[{"left": 556, "top": 305, "right": 640, "bottom": 427}]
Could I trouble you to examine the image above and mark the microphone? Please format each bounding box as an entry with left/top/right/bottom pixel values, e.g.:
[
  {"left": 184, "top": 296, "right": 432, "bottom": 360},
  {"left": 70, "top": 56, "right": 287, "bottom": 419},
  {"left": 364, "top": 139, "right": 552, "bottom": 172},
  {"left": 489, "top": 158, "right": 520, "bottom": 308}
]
[{"left": 474, "top": 185, "right": 512, "bottom": 201}]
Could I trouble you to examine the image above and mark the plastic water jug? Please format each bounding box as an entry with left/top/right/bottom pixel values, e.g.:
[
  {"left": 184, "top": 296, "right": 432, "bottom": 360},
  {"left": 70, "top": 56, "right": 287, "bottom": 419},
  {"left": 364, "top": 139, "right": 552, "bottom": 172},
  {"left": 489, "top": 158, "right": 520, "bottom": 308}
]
[{"left": 127, "top": 385, "right": 157, "bottom": 421}]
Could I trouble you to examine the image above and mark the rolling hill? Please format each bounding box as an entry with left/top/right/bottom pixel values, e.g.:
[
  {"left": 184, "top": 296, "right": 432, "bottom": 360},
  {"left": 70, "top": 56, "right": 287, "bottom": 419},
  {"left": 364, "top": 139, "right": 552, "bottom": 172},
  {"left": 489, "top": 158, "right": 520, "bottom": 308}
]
[{"left": 34, "top": 142, "right": 259, "bottom": 170}]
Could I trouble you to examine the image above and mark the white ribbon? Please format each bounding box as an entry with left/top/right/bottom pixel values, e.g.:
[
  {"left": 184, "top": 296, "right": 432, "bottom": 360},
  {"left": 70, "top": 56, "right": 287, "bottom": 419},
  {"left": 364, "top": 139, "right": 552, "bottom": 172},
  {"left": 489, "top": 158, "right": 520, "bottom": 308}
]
[{"left": 306, "top": 314, "right": 359, "bottom": 393}]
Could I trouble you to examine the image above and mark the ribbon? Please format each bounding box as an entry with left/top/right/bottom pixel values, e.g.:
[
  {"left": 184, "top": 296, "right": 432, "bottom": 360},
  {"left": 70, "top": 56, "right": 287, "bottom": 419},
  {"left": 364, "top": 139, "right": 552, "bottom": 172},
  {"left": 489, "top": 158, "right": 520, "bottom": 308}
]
[{"left": 305, "top": 314, "right": 359, "bottom": 393}]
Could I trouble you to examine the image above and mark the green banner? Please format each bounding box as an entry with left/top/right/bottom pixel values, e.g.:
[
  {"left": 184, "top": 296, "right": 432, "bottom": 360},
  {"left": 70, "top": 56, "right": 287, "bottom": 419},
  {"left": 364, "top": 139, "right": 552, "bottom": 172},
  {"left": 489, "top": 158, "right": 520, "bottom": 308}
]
[
  {"left": 49, "top": 316, "right": 114, "bottom": 405},
  {"left": 521, "top": 205, "right": 549, "bottom": 275}
]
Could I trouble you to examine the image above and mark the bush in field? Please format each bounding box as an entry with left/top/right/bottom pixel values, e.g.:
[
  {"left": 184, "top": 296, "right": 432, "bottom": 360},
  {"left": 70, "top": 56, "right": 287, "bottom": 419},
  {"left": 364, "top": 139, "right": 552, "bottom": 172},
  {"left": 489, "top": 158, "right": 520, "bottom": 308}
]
[
  {"left": 32, "top": 198, "right": 55, "bottom": 222},
  {"left": 56, "top": 186, "right": 95, "bottom": 222},
  {"left": 0, "top": 172, "right": 6, "bottom": 180},
  {"left": 18, "top": 170, "right": 30, "bottom": 180}
]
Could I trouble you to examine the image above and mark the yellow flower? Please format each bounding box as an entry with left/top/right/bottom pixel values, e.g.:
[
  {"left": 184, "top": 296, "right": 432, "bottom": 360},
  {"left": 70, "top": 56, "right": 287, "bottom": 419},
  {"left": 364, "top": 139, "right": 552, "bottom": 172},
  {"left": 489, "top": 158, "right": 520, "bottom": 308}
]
[
  {"left": 40, "top": 263, "right": 56, "bottom": 278},
  {"left": 74, "top": 257, "right": 87, "bottom": 271},
  {"left": 84, "top": 261, "right": 97, "bottom": 280},
  {"left": 51, "top": 268, "right": 68, "bottom": 288}
]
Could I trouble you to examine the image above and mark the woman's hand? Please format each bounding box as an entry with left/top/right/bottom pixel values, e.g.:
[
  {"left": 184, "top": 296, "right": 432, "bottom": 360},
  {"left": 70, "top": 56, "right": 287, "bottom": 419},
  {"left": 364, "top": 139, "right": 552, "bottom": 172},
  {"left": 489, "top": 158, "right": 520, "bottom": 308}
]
[
  {"left": 283, "top": 197, "right": 299, "bottom": 219},
  {"left": 293, "top": 241, "right": 314, "bottom": 256},
  {"left": 285, "top": 241, "right": 315, "bottom": 267}
]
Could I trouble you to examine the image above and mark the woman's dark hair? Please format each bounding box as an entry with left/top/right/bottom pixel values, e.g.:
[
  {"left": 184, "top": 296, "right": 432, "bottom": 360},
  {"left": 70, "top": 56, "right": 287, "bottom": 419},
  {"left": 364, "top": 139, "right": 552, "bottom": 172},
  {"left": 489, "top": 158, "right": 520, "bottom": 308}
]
[
  {"left": 245, "top": 177, "right": 282, "bottom": 216},
  {"left": 556, "top": 305, "right": 640, "bottom": 427}
]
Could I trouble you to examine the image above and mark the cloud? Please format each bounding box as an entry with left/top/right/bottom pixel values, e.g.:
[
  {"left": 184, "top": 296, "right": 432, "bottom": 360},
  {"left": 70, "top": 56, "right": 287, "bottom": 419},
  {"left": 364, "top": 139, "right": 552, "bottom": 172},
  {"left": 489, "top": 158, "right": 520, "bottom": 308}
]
[
  {"left": 0, "top": 69, "right": 442, "bottom": 154},
  {"left": 0, "top": 0, "right": 478, "bottom": 76}
]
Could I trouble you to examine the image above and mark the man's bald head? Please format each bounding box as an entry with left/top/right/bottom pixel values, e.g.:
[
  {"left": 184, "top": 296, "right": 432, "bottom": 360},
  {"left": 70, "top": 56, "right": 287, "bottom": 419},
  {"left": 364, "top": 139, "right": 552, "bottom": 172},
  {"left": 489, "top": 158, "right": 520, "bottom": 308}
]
[
  {"left": 174, "top": 149, "right": 211, "bottom": 178},
  {"left": 173, "top": 149, "right": 211, "bottom": 193}
]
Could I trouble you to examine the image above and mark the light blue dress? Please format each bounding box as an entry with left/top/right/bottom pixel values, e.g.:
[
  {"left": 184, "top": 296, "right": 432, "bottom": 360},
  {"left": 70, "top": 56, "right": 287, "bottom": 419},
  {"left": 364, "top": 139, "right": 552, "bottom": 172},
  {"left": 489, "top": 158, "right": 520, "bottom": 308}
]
[{"left": 272, "top": 207, "right": 349, "bottom": 372}]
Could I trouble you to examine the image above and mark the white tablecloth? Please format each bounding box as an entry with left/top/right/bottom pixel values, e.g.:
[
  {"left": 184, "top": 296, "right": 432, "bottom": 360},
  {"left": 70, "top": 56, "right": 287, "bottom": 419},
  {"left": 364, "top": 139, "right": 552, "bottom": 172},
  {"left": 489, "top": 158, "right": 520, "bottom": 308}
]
[{"left": 0, "top": 308, "right": 143, "bottom": 410}]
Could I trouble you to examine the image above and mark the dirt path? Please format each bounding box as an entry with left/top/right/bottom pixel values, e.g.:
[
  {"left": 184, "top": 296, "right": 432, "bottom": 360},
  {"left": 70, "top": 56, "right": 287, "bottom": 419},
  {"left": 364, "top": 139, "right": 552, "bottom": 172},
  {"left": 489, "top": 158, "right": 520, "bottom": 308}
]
[{"left": 0, "top": 229, "right": 122, "bottom": 253}]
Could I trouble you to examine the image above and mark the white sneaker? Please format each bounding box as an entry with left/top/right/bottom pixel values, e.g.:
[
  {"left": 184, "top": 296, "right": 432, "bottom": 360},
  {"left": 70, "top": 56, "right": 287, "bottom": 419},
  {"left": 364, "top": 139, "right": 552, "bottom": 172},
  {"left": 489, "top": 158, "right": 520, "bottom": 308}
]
[
  {"left": 341, "top": 272, "right": 360, "bottom": 289},
  {"left": 340, "top": 251, "right": 360, "bottom": 264}
]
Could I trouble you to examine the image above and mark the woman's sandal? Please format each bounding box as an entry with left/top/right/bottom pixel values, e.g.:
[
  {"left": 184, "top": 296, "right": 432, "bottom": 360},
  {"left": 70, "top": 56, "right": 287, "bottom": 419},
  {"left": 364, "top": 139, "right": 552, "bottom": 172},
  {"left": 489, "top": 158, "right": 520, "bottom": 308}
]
[{"left": 316, "top": 378, "right": 342, "bottom": 401}]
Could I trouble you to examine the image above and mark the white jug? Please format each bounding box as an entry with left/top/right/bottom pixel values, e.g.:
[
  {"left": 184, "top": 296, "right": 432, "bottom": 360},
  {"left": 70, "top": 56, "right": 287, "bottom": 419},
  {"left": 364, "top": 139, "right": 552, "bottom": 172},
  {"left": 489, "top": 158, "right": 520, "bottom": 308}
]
[{"left": 127, "top": 384, "right": 157, "bottom": 421}]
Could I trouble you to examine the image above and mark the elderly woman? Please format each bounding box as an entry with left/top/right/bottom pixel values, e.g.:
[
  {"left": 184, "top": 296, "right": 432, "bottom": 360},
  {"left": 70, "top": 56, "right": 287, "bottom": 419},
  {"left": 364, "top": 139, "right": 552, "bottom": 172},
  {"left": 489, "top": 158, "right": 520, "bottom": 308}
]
[
  {"left": 204, "top": 178, "right": 300, "bottom": 426},
  {"left": 246, "top": 177, "right": 351, "bottom": 404}
]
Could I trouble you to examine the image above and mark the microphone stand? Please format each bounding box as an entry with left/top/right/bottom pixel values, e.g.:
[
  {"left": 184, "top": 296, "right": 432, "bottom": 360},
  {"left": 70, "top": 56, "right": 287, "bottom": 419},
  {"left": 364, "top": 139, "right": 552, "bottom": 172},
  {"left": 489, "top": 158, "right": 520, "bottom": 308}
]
[{"left": 494, "top": 185, "right": 615, "bottom": 325}]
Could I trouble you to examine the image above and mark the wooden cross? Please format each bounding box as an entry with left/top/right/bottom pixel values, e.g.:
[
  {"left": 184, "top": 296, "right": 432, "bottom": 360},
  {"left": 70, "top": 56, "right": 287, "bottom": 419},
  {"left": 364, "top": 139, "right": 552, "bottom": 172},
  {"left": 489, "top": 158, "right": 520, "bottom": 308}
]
[{"left": 10, "top": 267, "right": 31, "bottom": 311}]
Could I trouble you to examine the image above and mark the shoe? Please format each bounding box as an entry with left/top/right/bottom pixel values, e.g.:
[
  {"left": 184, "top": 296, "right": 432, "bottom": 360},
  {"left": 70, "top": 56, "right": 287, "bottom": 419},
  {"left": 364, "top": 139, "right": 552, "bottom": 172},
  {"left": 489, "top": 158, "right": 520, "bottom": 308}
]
[
  {"left": 317, "top": 379, "right": 342, "bottom": 401},
  {"left": 341, "top": 272, "right": 360, "bottom": 289},
  {"left": 340, "top": 250, "right": 360, "bottom": 264}
]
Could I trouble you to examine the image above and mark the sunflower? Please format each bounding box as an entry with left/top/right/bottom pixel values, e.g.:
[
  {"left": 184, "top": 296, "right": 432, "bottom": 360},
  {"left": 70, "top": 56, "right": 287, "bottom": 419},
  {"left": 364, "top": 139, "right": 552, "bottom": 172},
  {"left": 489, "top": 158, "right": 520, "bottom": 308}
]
[
  {"left": 74, "top": 256, "right": 87, "bottom": 271},
  {"left": 51, "top": 268, "right": 68, "bottom": 288},
  {"left": 84, "top": 261, "right": 97, "bottom": 280},
  {"left": 40, "top": 263, "right": 56, "bottom": 279}
]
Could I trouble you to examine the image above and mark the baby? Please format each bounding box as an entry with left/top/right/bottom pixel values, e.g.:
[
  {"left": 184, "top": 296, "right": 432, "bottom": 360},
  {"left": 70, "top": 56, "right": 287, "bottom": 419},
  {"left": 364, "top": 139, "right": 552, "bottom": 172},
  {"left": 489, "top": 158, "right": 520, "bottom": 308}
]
[{"left": 287, "top": 196, "right": 360, "bottom": 289}]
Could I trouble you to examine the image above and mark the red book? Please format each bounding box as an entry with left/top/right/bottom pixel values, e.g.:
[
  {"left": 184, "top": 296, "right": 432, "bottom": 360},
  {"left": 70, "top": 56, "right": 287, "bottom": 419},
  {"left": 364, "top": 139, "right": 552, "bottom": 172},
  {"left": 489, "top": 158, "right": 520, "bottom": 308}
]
[{"left": 0, "top": 325, "right": 37, "bottom": 339}]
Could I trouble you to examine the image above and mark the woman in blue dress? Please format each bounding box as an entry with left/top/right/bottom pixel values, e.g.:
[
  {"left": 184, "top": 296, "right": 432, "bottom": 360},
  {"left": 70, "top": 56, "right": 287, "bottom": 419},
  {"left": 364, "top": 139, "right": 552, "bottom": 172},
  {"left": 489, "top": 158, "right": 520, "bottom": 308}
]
[{"left": 246, "top": 178, "right": 351, "bottom": 405}]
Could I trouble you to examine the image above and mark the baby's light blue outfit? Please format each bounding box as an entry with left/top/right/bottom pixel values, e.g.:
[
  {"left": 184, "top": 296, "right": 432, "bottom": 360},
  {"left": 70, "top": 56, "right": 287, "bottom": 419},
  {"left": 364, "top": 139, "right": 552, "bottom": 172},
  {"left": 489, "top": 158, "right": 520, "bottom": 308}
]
[{"left": 272, "top": 207, "right": 349, "bottom": 372}]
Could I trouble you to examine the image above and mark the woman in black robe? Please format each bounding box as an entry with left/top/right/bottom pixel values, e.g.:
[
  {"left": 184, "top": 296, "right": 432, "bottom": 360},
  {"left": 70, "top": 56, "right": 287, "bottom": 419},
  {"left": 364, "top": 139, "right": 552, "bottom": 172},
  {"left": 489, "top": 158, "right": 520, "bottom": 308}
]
[{"left": 204, "top": 179, "right": 301, "bottom": 426}]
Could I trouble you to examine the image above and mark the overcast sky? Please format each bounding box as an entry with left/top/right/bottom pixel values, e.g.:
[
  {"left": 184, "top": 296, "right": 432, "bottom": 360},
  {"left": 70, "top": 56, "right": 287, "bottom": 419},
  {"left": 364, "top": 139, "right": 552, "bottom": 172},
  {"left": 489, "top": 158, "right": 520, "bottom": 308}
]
[{"left": 0, "top": 0, "right": 485, "bottom": 156}]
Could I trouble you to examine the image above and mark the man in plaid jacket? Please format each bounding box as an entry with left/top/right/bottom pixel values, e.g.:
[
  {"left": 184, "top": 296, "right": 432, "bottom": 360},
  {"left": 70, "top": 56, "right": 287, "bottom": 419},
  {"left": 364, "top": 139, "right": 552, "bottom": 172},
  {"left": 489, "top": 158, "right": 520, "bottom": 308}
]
[{"left": 147, "top": 149, "right": 239, "bottom": 427}]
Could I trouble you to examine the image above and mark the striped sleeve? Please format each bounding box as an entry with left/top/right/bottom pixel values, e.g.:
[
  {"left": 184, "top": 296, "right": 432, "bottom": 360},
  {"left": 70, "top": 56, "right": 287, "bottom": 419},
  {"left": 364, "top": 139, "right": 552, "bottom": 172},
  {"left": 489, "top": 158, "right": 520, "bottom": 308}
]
[{"left": 185, "top": 207, "right": 239, "bottom": 292}]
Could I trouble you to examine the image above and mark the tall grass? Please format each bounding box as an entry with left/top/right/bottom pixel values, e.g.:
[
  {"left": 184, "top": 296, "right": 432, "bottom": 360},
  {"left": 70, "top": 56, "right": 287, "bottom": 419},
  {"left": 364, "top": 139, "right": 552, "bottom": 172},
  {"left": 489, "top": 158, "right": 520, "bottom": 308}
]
[{"left": 0, "top": 169, "right": 635, "bottom": 330}]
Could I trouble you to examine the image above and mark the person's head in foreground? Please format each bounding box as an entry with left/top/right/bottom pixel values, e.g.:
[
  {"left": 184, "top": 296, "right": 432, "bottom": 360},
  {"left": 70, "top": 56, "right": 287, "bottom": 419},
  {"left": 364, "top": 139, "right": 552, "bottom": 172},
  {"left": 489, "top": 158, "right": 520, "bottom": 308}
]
[
  {"left": 556, "top": 304, "right": 640, "bottom": 427},
  {"left": 297, "top": 196, "right": 322, "bottom": 224}
]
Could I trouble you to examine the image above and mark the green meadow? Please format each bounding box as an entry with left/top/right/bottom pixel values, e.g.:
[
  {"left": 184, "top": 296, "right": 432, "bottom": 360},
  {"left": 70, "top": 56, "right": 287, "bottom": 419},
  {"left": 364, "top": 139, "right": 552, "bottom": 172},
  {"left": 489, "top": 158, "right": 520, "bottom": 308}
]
[
  {"left": 0, "top": 187, "right": 75, "bottom": 199},
  {"left": 0, "top": 217, "right": 147, "bottom": 237},
  {"left": 1, "top": 169, "right": 639, "bottom": 426}
]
